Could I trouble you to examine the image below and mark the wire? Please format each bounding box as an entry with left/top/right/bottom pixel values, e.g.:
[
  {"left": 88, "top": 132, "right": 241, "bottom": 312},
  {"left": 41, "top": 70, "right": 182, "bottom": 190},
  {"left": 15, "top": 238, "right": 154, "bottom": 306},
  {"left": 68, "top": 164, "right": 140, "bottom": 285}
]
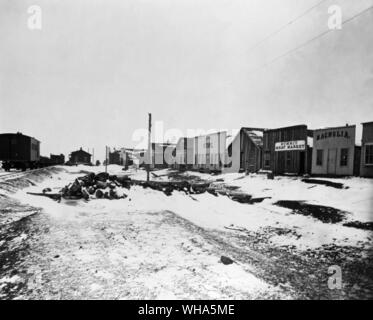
[
  {"left": 248, "top": 0, "right": 329, "bottom": 52},
  {"left": 248, "top": 5, "right": 373, "bottom": 74}
]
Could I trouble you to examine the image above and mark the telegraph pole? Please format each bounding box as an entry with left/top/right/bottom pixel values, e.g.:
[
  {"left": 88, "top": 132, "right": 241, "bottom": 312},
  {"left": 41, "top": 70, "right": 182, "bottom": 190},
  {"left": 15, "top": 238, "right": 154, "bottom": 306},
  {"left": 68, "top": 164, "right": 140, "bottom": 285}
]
[
  {"left": 105, "top": 146, "right": 108, "bottom": 173},
  {"left": 147, "top": 113, "right": 152, "bottom": 182}
]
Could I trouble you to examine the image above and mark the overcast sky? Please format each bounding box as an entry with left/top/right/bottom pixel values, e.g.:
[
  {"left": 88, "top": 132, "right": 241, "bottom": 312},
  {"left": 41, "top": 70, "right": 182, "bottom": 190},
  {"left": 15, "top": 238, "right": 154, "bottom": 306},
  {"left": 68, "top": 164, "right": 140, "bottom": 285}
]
[{"left": 0, "top": 0, "right": 372, "bottom": 161}]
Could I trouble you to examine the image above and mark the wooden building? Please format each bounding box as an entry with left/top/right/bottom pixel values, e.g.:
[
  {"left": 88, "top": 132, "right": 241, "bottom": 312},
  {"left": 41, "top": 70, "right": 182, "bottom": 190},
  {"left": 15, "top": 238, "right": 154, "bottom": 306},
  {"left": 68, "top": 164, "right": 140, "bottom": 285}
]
[
  {"left": 193, "top": 131, "right": 227, "bottom": 172},
  {"left": 311, "top": 125, "right": 356, "bottom": 176},
  {"left": 69, "top": 148, "right": 92, "bottom": 165},
  {"left": 174, "top": 137, "right": 194, "bottom": 170},
  {"left": 263, "top": 125, "right": 313, "bottom": 175},
  {"left": 144, "top": 143, "right": 176, "bottom": 169},
  {"left": 360, "top": 121, "right": 373, "bottom": 177},
  {"left": 50, "top": 154, "right": 65, "bottom": 165},
  {"left": 224, "top": 128, "right": 264, "bottom": 173},
  {"left": 118, "top": 148, "right": 139, "bottom": 167},
  {"left": 108, "top": 149, "right": 121, "bottom": 165}
]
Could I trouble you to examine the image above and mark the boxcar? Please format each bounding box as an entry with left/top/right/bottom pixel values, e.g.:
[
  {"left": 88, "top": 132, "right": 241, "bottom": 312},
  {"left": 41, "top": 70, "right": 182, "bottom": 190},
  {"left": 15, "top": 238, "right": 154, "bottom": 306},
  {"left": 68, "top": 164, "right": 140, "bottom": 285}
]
[{"left": 0, "top": 132, "right": 40, "bottom": 171}]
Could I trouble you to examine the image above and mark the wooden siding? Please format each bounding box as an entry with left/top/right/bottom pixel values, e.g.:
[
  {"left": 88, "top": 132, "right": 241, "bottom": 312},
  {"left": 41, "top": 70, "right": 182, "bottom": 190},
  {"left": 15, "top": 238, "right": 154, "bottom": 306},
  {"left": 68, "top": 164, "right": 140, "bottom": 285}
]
[
  {"left": 240, "top": 130, "right": 262, "bottom": 173},
  {"left": 263, "top": 125, "right": 310, "bottom": 175}
]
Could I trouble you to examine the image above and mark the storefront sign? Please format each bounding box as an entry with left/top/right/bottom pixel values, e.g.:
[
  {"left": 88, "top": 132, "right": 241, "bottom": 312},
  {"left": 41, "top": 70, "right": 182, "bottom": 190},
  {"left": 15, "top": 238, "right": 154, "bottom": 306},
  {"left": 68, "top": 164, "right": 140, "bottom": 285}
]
[
  {"left": 316, "top": 130, "right": 350, "bottom": 140},
  {"left": 275, "top": 140, "right": 306, "bottom": 152}
]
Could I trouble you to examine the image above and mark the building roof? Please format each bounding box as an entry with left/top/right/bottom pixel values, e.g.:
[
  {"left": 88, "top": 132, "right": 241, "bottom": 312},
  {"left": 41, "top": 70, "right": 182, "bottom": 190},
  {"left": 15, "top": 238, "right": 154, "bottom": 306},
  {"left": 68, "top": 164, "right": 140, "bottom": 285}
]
[
  {"left": 362, "top": 121, "right": 373, "bottom": 125},
  {"left": 226, "top": 128, "right": 263, "bottom": 149},
  {"left": 313, "top": 124, "right": 356, "bottom": 132},
  {"left": 70, "top": 148, "right": 91, "bottom": 156},
  {"left": 264, "top": 124, "right": 307, "bottom": 132},
  {"left": 243, "top": 129, "right": 263, "bottom": 147},
  {"left": 0, "top": 132, "right": 40, "bottom": 143}
]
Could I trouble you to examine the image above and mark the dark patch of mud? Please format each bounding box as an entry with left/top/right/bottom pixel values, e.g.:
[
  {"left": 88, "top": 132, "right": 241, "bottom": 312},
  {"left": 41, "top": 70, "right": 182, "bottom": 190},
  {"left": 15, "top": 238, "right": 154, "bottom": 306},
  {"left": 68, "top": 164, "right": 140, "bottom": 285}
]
[
  {"left": 0, "top": 208, "right": 44, "bottom": 299},
  {"left": 274, "top": 200, "right": 347, "bottom": 223},
  {"left": 343, "top": 221, "right": 373, "bottom": 231},
  {"left": 229, "top": 194, "right": 270, "bottom": 204},
  {"left": 302, "top": 178, "right": 346, "bottom": 189}
]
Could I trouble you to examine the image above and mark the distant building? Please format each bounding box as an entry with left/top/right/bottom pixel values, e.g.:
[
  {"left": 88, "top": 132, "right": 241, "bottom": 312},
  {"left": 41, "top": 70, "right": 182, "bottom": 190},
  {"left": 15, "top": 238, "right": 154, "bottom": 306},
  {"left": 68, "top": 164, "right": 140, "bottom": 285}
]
[
  {"left": 174, "top": 137, "right": 194, "bottom": 170},
  {"left": 174, "top": 130, "right": 263, "bottom": 173},
  {"left": 144, "top": 143, "right": 176, "bottom": 169},
  {"left": 119, "top": 148, "right": 138, "bottom": 167},
  {"left": 193, "top": 132, "right": 227, "bottom": 172},
  {"left": 360, "top": 121, "right": 373, "bottom": 177},
  {"left": 311, "top": 125, "right": 356, "bottom": 176},
  {"left": 263, "top": 125, "right": 313, "bottom": 175},
  {"left": 224, "top": 128, "right": 264, "bottom": 173},
  {"left": 108, "top": 149, "right": 121, "bottom": 165},
  {"left": 69, "top": 148, "right": 92, "bottom": 165},
  {"left": 50, "top": 153, "right": 65, "bottom": 165}
]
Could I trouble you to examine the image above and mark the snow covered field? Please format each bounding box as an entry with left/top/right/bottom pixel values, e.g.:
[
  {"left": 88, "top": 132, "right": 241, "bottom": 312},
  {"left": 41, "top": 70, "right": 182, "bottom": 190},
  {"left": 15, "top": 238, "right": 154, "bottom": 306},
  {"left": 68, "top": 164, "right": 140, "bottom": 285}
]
[{"left": 0, "top": 165, "right": 372, "bottom": 299}]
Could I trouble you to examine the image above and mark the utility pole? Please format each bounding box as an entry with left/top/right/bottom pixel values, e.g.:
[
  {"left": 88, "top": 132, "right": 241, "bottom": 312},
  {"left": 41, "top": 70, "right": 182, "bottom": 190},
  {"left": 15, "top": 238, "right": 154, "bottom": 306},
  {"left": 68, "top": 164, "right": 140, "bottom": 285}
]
[
  {"left": 105, "top": 146, "right": 108, "bottom": 173},
  {"left": 147, "top": 113, "right": 152, "bottom": 182}
]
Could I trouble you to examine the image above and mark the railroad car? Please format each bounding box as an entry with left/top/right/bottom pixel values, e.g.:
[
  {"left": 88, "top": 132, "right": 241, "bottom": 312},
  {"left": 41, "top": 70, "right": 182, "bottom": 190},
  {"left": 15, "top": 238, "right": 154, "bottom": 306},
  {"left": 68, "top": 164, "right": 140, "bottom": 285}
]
[
  {"left": 0, "top": 132, "right": 40, "bottom": 171},
  {"left": 39, "top": 156, "right": 53, "bottom": 168}
]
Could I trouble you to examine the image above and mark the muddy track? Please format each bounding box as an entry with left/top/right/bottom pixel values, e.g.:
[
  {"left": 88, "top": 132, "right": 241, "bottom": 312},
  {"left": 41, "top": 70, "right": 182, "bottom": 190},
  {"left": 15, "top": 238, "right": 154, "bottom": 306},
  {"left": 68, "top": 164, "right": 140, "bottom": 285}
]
[
  {"left": 1, "top": 204, "right": 372, "bottom": 300},
  {"left": 161, "top": 210, "right": 373, "bottom": 300}
]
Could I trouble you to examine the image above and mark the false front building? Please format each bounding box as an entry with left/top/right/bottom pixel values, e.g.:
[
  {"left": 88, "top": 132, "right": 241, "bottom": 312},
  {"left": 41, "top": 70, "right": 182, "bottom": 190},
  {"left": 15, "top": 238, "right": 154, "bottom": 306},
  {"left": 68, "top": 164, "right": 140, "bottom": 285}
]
[
  {"left": 360, "top": 121, "right": 373, "bottom": 177},
  {"left": 311, "top": 125, "right": 356, "bottom": 176},
  {"left": 262, "top": 125, "right": 313, "bottom": 175}
]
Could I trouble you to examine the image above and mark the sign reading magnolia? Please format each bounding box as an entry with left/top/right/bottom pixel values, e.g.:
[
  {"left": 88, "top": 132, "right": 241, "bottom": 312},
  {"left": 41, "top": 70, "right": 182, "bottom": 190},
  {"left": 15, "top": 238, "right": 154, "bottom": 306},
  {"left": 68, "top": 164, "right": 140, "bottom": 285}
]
[
  {"left": 316, "top": 130, "right": 350, "bottom": 140},
  {"left": 275, "top": 140, "right": 306, "bottom": 152}
]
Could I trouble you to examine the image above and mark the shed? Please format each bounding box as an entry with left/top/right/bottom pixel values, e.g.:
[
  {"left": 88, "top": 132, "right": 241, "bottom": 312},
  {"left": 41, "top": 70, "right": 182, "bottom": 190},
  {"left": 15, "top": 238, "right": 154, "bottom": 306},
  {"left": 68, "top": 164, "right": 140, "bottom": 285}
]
[{"left": 224, "top": 128, "right": 264, "bottom": 173}]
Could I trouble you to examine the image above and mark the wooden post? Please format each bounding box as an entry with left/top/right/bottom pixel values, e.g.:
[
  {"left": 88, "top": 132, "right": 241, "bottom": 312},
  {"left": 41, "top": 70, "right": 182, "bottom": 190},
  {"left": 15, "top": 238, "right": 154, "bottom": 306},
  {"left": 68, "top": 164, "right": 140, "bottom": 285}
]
[
  {"left": 105, "top": 146, "right": 108, "bottom": 173},
  {"left": 147, "top": 113, "right": 152, "bottom": 182}
]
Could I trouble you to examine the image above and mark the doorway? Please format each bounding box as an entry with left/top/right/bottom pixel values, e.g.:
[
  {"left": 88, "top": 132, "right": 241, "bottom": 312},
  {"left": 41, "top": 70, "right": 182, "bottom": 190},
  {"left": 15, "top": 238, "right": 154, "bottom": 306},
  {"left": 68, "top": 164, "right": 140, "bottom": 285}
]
[
  {"left": 327, "top": 148, "right": 337, "bottom": 175},
  {"left": 299, "top": 151, "right": 305, "bottom": 174}
]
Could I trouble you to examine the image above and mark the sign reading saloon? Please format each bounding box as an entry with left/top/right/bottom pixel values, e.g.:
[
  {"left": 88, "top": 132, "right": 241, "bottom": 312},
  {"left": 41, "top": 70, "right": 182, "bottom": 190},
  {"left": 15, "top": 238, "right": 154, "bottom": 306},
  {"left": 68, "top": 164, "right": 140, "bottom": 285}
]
[{"left": 275, "top": 140, "right": 306, "bottom": 152}]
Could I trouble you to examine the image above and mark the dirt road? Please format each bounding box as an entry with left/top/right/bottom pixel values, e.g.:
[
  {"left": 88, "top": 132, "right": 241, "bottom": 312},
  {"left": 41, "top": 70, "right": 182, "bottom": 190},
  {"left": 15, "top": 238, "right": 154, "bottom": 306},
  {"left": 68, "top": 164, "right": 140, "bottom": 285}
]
[
  {"left": 0, "top": 198, "right": 291, "bottom": 299},
  {"left": 0, "top": 168, "right": 372, "bottom": 300}
]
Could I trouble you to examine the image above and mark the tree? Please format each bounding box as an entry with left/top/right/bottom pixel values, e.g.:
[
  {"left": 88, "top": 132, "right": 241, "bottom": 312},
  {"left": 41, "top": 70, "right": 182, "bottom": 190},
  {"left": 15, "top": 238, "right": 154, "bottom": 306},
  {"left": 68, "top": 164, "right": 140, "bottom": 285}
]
[{"left": 96, "top": 160, "right": 101, "bottom": 166}]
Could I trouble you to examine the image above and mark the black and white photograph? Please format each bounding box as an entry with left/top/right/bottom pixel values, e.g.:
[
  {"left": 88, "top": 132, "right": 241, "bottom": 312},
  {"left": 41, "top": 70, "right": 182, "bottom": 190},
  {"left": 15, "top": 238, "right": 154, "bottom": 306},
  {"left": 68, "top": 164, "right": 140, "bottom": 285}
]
[{"left": 0, "top": 0, "right": 372, "bottom": 306}]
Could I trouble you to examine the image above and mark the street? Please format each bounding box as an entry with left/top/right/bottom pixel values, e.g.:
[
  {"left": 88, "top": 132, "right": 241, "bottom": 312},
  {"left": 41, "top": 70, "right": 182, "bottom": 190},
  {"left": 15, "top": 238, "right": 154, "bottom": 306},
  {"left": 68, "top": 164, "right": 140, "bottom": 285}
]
[{"left": 0, "top": 166, "right": 372, "bottom": 299}]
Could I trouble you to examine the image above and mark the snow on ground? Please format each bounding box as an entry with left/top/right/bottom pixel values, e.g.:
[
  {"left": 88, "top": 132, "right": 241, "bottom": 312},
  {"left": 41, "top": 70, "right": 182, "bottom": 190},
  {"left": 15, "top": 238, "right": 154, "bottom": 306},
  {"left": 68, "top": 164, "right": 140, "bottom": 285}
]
[
  {"left": 10, "top": 166, "right": 373, "bottom": 251},
  {"left": 215, "top": 173, "right": 373, "bottom": 224},
  {"left": 1, "top": 165, "right": 373, "bottom": 299},
  {"left": 3, "top": 166, "right": 291, "bottom": 299}
]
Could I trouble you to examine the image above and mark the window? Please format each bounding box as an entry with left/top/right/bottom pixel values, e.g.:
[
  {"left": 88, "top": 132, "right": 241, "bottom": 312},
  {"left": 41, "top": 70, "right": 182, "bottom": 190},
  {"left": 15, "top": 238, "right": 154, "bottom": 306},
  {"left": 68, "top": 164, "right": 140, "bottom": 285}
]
[
  {"left": 365, "top": 145, "right": 373, "bottom": 165},
  {"left": 316, "top": 149, "right": 323, "bottom": 166},
  {"left": 340, "top": 148, "right": 348, "bottom": 166}
]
